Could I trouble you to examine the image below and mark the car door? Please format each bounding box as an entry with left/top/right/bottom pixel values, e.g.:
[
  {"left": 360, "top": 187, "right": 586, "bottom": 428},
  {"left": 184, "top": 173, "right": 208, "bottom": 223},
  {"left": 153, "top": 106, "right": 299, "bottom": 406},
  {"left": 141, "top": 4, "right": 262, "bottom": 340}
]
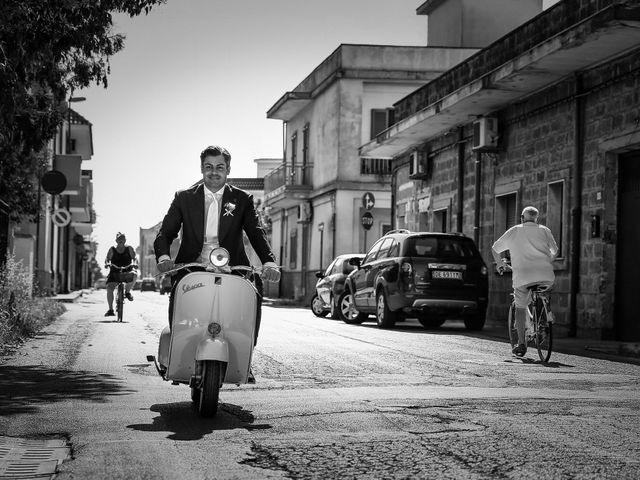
[
  {"left": 317, "top": 258, "right": 338, "bottom": 305},
  {"left": 365, "top": 237, "right": 395, "bottom": 308},
  {"left": 352, "top": 239, "right": 384, "bottom": 310}
]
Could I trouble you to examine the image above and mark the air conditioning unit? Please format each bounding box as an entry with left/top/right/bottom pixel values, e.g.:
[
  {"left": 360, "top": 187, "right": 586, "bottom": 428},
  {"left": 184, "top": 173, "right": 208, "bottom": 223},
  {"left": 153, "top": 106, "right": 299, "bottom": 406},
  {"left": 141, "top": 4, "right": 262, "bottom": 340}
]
[
  {"left": 409, "top": 150, "right": 428, "bottom": 179},
  {"left": 472, "top": 117, "right": 499, "bottom": 151}
]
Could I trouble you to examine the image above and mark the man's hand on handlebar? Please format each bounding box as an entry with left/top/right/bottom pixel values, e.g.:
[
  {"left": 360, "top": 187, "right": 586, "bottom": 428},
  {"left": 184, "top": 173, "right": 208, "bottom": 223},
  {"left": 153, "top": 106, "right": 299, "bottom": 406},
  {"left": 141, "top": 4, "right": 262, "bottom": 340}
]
[
  {"left": 496, "top": 261, "right": 511, "bottom": 275},
  {"left": 157, "top": 259, "right": 175, "bottom": 274},
  {"left": 262, "top": 262, "right": 281, "bottom": 283}
]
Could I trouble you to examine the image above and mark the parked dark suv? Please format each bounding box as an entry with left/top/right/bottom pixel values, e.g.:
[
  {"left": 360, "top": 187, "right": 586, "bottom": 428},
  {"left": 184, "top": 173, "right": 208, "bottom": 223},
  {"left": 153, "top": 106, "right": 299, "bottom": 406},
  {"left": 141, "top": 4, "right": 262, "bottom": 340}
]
[{"left": 340, "top": 230, "right": 489, "bottom": 330}]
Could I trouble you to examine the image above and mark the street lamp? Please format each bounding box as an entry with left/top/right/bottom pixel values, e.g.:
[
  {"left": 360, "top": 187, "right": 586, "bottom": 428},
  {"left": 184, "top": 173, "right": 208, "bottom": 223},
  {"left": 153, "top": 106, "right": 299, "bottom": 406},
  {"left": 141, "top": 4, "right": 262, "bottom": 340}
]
[{"left": 61, "top": 95, "right": 86, "bottom": 293}]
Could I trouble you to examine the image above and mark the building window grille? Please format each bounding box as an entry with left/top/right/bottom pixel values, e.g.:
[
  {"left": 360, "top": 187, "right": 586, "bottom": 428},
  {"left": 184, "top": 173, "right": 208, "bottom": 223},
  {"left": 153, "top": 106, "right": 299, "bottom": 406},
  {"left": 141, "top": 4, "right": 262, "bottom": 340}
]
[{"left": 360, "top": 157, "right": 392, "bottom": 175}]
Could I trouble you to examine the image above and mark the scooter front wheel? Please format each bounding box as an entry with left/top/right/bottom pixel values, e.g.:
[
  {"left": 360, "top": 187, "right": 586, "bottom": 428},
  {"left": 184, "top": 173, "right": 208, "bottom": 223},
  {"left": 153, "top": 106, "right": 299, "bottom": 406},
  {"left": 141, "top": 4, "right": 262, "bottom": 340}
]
[{"left": 199, "top": 360, "right": 224, "bottom": 417}]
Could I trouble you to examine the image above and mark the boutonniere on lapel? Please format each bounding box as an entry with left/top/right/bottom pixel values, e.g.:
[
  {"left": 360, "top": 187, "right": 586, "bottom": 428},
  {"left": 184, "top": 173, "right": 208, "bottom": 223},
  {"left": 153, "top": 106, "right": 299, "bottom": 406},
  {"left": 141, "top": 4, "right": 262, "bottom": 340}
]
[{"left": 223, "top": 201, "right": 236, "bottom": 217}]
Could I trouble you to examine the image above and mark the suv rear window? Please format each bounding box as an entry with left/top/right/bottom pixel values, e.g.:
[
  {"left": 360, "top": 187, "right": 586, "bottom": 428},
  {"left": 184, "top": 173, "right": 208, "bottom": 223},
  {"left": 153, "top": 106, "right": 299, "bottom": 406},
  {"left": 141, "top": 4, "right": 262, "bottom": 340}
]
[{"left": 402, "top": 236, "right": 478, "bottom": 259}]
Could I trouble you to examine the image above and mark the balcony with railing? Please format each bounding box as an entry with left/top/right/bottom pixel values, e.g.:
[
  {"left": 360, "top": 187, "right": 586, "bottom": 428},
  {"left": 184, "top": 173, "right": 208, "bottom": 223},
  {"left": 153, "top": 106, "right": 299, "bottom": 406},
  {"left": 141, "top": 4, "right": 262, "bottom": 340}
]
[{"left": 264, "top": 163, "right": 313, "bottom": 208}]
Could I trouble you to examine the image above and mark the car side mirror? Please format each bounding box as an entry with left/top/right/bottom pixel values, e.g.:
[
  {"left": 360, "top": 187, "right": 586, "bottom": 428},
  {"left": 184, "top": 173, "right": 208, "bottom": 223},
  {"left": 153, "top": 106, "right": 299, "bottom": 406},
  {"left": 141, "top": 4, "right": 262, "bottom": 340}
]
[{"left": 349, "top": 257, "right": 362, "bottom": 268}]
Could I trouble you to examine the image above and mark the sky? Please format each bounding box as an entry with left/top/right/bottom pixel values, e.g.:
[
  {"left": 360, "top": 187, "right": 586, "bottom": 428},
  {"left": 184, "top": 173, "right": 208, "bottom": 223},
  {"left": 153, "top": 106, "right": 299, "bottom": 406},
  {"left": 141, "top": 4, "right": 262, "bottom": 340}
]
[{"left": 74, "top": 0, "right": 560, "bottom": 261}]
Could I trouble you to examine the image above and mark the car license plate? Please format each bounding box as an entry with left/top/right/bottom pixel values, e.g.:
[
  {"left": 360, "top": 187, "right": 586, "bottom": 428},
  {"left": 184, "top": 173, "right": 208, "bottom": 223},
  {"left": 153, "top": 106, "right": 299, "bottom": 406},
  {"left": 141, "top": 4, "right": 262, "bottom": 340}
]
[{"left": 432, "top": 270, "right": 462, "bottom": 280}]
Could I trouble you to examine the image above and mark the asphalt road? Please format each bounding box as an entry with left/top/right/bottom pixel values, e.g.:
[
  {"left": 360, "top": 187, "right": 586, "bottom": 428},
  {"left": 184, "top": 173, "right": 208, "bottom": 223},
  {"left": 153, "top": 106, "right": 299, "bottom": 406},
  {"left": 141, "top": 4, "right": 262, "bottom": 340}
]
[{"left": 1, "top": 290, "right": 639, "bottom": 479}]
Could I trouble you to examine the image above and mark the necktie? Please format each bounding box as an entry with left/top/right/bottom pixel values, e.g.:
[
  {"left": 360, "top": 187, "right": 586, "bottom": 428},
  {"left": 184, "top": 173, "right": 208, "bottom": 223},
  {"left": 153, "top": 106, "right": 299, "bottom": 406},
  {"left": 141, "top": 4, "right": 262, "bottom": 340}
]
[{"left": 205, "top": 193, "right": 219, "bottom": 243}]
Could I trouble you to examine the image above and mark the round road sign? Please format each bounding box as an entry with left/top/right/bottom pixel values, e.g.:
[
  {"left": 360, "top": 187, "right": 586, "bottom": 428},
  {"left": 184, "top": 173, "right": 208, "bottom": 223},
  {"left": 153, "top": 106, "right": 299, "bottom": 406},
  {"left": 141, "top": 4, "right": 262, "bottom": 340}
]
[
  {"left": 41, "top": 170, "right": 67, "bottom": 195},
  {"left": 52, "top": 208, "right": 71, "bottom": 227},
  {"left": 362, "top": 192, "right": 375, "bottom": 210},
  {"left": 361, "top": 212, "right": 374, "bottom": 230}
]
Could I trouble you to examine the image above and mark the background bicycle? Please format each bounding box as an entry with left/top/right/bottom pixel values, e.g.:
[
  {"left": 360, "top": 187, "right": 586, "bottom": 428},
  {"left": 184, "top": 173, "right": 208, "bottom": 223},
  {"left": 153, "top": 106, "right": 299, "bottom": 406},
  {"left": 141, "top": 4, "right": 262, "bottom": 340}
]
[{"left": 105, "top": 263, "right": 137, "bottom": 322}]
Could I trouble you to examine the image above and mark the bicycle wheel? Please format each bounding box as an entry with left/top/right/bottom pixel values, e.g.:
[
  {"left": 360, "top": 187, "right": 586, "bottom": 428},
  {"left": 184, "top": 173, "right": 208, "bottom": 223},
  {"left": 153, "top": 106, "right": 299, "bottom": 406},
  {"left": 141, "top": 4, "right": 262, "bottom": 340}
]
[
  {"left": 116, "top": 284, "right": 124, "bottom": 322},
  {"left": 534, "top": 297, "right": 553, "bottom": 362},
  {"left": 507, "top": 302, "right": 518, "bottom": 350}
]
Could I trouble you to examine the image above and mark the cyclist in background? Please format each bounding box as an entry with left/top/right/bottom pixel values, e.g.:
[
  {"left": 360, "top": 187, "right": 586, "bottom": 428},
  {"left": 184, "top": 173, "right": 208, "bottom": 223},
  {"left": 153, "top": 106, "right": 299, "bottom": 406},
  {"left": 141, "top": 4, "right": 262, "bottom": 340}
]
[
  {"left": 104, "top": 232, "right": 137, "bottom": 317},
  {"left": 492, "top": 206, "right": 558, "bottom": 357}
]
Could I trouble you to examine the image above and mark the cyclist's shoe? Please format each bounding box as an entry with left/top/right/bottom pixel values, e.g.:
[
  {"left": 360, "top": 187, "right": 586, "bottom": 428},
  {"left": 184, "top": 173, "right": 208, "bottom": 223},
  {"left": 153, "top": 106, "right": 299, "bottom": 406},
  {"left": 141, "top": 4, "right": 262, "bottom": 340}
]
[
  {"left": 512, "top": 344, "right": 527, "bottom": 357},
  {"left": 125, "top": 292, "right": 134, "bottom": 301},
  {"left": 105, "top": 309, "right": 115, "bottom": 317},
  {"left": 247, "top": 368, "right": 256, "bottom": 384}
]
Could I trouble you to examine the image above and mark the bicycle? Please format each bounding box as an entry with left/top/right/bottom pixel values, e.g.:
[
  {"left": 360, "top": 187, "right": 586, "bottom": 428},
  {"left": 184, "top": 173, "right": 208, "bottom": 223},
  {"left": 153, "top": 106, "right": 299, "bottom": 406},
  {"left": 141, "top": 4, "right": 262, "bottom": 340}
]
[
  {"left": 499, "top": 264, "right": 554, "bottom": 362},
  {"left": 105, "top": 263, "right": 137, "bottom": 322}
]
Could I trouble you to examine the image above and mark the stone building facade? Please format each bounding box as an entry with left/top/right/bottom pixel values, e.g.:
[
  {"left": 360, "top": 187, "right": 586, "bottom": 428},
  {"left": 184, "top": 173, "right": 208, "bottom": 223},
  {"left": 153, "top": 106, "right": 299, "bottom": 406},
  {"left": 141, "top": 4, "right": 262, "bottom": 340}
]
[{"left": 361, "top": 0, "right": 640, "bottom": 340}]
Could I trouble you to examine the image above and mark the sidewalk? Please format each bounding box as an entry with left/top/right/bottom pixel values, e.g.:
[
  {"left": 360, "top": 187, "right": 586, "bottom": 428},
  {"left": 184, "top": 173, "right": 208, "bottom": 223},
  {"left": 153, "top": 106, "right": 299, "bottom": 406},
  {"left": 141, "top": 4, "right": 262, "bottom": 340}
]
[
  {"left": 53, "top": 289, "right": 91, "bottom": 303},
  {"left": 480, "top": 321, "right": 640, "bottom": 365}
]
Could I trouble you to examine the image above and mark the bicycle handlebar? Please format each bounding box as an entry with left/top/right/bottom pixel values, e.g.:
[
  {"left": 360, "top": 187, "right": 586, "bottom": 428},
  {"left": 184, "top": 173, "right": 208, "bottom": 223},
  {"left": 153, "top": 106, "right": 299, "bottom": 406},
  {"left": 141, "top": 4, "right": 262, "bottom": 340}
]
[
  {"left": 105, "top": 263, "right": 138, "bottom": 271},
  {"left": 496, "top": 262, "right": 512, "bottom": 275}
]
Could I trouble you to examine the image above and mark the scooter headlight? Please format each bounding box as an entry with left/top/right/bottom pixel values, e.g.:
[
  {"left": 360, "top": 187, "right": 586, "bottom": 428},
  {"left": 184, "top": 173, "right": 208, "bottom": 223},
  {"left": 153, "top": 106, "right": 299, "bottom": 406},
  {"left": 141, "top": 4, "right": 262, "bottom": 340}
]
[
  {"left": 207, "top": 322, "right": 222, "bottom": 337},
  {"left": 209, "top": 247, "right": 230, "bottom": 268}
]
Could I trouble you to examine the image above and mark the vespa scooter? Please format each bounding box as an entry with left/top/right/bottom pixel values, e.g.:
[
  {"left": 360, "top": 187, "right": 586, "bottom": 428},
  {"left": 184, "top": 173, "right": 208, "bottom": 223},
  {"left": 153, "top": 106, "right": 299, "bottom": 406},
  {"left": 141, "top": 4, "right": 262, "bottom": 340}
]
[{"left": 147, "top": 247, "right": 279, "bottom": 417}]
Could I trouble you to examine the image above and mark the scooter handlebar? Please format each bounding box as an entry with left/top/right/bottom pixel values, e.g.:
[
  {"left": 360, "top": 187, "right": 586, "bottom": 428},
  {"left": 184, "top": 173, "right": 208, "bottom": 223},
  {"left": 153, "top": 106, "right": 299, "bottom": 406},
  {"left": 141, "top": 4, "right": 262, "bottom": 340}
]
[{"left": 157, "top": 262, "right": 281, "bottom": 282}]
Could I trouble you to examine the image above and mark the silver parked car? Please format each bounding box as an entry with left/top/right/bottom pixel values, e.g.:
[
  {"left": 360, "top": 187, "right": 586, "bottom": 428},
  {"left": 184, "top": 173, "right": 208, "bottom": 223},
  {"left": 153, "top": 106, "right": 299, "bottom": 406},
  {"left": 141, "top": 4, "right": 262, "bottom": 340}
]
[{"left": 310, "top": 253, "right": 365, "bottom": 319}]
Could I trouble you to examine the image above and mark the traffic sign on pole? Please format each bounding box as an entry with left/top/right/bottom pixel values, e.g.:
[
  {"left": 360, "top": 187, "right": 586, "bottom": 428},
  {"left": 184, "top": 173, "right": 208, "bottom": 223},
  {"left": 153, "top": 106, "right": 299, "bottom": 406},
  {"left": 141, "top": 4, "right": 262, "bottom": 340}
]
[
  {"left": 361, "top": 212, "right": 374, "bottom": 230},
  {"left": 52, "top": 208, "right": 71, "bottom": 227},
  {"left": 362, "top": 192, "right": 375, "bottom": 210},
  {"left": 41, "top": 170, "right": 67, "bottom": 195}
]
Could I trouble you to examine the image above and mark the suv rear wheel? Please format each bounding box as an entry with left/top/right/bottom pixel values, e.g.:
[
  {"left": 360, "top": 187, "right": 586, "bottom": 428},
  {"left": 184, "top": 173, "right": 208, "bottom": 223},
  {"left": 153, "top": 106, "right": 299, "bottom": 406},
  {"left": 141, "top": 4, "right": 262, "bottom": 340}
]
[
  {"left": 464, "top": 311, "right": 486, "bottom": 331},
  {"left": 338, "top": 290, "right": 367, "bottom": 324},
  {"left": 376, "top": 290, "right": 397, "bottom": 329}
]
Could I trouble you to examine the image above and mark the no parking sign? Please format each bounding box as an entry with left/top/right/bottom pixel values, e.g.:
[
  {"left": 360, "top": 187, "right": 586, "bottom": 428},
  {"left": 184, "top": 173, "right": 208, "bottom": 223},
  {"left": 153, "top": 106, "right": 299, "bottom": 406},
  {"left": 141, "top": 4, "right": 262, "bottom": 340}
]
[{"left": 52, "top": 208, "right": 71, "bottom": 227}]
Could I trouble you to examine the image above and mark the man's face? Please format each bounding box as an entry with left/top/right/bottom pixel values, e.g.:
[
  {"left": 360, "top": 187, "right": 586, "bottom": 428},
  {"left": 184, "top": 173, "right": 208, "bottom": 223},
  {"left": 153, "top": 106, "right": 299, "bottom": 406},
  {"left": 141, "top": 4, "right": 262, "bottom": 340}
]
[{"left": 201, "top": 154, "right": 229, "bottom": 191}]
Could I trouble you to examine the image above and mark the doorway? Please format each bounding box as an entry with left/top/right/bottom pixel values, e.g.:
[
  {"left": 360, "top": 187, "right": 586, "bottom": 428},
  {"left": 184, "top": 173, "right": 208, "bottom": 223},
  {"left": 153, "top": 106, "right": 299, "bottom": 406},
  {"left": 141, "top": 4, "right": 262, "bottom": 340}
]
[{"left": 616, "top": 152, "right": 640, "bottom": 340}]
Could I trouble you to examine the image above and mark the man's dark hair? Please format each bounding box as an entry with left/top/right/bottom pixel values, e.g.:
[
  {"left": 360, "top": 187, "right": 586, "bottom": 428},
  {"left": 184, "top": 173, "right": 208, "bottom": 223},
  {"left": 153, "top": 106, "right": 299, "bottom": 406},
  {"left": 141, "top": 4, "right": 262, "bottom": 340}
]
[{"left": 200, "top": 145, "right": 231, "bottom": 165}]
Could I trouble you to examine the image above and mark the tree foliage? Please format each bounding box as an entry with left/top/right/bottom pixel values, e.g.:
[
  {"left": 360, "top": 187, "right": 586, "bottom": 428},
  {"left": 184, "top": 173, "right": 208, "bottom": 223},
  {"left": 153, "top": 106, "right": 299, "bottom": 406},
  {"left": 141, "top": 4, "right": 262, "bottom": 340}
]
[{"left": 0, "top": 0, "right": 166, "bottom": 221}]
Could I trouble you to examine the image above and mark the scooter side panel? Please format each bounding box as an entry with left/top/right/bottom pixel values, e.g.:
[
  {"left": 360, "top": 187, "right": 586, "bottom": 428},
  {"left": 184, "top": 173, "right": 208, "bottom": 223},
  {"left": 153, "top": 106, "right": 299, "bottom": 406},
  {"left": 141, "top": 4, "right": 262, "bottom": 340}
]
[{"left": 167, "top": 272, "right": 257, "bottom": 383}]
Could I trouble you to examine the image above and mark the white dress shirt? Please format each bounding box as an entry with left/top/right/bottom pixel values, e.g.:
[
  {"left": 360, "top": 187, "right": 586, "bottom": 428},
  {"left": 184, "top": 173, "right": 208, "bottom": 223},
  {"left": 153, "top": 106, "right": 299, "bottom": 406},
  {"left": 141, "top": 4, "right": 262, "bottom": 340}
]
[{"left": 199, "top": 186, "right": 223, "bottom": 262}]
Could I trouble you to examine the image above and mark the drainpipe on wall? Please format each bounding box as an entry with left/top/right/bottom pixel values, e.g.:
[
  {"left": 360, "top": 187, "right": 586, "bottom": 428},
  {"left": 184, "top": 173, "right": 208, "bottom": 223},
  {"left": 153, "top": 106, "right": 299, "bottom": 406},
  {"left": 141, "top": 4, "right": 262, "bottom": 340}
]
[
  {"left": 569, "top": 74, "right": 585, "bottom": 338},
  {"left": 474, "top": 151, "right": 482, "bottom": 245},
  {"left": 457, "top": 127, "right": 465, "bottom": 232},
  {"left": 391, "top": 165, "right": 398, "bottom": 228},
  {"left": 331, "top": 193, "right": 336, "bottom": 260}
]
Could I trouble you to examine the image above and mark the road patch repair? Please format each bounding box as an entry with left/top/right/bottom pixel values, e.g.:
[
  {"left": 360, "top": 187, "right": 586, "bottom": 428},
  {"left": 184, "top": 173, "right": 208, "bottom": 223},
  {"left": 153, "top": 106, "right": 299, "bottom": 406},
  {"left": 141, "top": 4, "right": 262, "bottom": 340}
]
[{"left": 0, "top": 435, "right": 71, "bottom": 479}]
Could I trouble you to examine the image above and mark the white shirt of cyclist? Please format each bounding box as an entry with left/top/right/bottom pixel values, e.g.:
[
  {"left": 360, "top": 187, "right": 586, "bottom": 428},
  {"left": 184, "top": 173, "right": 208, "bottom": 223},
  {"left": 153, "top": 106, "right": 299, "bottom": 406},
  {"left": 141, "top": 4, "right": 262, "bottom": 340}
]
[{"left": 200, "top": 185, "right": 224, "bottom": 262}]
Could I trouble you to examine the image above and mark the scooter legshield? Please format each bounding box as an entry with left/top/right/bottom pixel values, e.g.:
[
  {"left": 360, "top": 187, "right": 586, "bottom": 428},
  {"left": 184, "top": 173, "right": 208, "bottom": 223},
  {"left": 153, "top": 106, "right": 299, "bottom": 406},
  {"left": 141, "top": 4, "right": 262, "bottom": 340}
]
[{"left": 166, "top": 271, "right": 258, "bottom": 384}]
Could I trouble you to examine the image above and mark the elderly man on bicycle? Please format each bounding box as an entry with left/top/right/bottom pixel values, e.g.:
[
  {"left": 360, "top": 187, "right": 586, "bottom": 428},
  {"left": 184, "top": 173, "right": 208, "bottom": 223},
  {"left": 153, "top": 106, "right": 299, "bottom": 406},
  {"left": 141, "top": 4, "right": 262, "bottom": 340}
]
[
  {"left": 104, "top": 232, "right": 138, "bottom": 317},
  {"left": 492, "top": 206, "right": 558, "bottom": 357}
]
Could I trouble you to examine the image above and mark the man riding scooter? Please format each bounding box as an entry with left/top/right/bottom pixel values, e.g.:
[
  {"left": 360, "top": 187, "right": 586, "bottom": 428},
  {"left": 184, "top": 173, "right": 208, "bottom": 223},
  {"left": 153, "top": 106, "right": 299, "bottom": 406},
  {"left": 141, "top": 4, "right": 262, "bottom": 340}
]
[{"left": 154, "top": 145, "right": 279, "bottom": 382}]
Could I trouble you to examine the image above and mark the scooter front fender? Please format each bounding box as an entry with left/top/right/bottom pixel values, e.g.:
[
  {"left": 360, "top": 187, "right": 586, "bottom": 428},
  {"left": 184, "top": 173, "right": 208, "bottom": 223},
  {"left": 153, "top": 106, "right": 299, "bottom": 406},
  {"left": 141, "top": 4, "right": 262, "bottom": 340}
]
[{"left": 196, "top": 337, "right": 228, "bottom": 363}]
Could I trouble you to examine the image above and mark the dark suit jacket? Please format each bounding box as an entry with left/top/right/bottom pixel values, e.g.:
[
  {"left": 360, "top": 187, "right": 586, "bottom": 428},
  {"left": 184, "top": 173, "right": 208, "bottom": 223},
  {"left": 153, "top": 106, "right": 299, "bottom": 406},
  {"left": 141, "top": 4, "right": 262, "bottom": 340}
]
[{"left": 154, "top": 183, "right": 276, "bottom": 267}]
